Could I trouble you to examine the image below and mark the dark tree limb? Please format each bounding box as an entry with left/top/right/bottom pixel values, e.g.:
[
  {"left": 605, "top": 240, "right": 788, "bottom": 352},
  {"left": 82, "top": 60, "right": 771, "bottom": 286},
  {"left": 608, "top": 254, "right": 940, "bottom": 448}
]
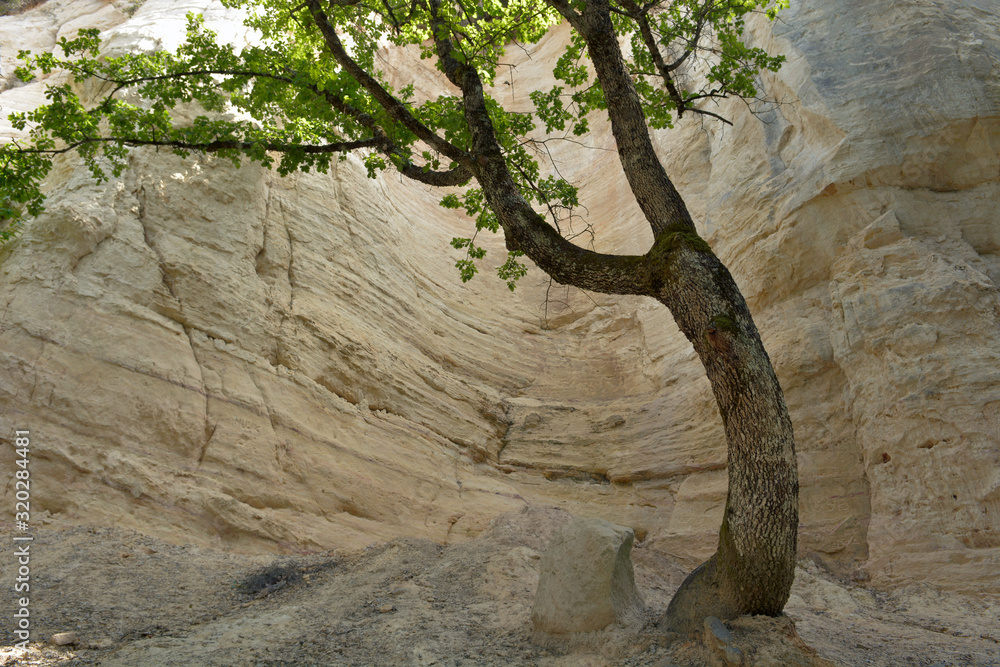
[
  {"left": 97, "top": 68, "right": 472, "bottom": 187},
  {"left": 426, "top": 0, "right": 658, "bottom": 296},
  {"left": 305, "top": 0, "right": 472, "bottom": 169},
  {"left": 617, "top": 0, "right": 688, "bottom": 117},
  {"left": 545, "top": 0, "right": 696, "bottom": 238},
  {"left": 684, "top": 107, "right": 733, "bottom": 126},
  {"left": 396, "top": 159, "right": 472, "bottom": 186},
  {"left": 17, "top": 135, "right": 381, "bottom": 156}
]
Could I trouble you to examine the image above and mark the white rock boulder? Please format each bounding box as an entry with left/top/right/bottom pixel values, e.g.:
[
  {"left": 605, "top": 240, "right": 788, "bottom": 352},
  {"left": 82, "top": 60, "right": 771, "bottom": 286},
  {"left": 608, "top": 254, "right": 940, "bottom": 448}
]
[{"left": 531, "top": 517, "right": 644, "bottom": 634}]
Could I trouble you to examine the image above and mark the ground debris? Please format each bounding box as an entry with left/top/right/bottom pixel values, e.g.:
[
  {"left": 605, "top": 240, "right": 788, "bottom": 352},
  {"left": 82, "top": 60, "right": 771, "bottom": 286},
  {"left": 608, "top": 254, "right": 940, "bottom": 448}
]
[{"left": 0, "top": 509, "right": 997, "bottom": 666}]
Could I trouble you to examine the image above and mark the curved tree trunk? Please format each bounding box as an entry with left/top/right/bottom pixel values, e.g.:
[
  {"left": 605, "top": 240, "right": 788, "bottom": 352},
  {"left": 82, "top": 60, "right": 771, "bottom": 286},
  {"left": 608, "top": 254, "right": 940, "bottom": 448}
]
[
  {"left": 650, "top": 235, "right": 798, "bottom": 634},
  {"left": 541, "top": 0, "right": 799, "bottom": 633},
  {"left": 420, "top": 0, "right": 799, "bottom": 635}
]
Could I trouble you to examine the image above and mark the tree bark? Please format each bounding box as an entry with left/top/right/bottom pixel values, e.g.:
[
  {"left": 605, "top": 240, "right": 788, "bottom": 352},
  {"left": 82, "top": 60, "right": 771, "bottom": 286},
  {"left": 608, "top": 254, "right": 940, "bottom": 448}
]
[
  {"left": 649, "top": 235, "right": 798, "bottom": 634},
  {"left": 429, "top": 0, "right": 799, "bottom": 634},
  {"left": 539, "top": 0, "right": 799, "bottom": 633}
]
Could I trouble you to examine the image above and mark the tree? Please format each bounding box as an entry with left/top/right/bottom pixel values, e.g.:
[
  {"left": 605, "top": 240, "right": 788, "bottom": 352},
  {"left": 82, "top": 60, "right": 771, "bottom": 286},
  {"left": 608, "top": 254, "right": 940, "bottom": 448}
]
[{"left": 1, "top": 0, "right": 796, "bottom": 633}]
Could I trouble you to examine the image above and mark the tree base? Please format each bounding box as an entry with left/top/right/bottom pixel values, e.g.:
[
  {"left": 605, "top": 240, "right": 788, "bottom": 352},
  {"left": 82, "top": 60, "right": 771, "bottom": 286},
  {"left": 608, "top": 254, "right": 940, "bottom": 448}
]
[
  {"left": 665, "top": 613, "right": 839, "bottom": 667},
  {"left": 660, "top": 553, "right": 741, "bottom": 635}
]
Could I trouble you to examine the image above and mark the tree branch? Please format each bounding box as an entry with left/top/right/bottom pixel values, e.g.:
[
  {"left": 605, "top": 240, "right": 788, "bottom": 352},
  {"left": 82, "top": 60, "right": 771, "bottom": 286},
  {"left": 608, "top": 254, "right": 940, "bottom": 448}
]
[
  {"left": 664, "top": 0, "right": 713, "bottom": 72},
  {"left": 544, "top": 0, "right": 696, "bottom": 238},
  {"left": 15, "top": 136, "right": 381, "bottom": 157},
  {"left": 304, "top": 0, "right": 472, "bottom": 169},
  {"left": 426, "top": 0, "right": 653, "bottom": 296},
  {"left": 541, "top": 0, "right": 582, "bottom": 22},
  {"left": 684, "top": 106, "right": 733, "bottom": 125},
  {"left": 618, "top": 0, "right": 687, "bottom": 117},
  {"left": 97, "top": 68, "right": 472, "bottom": 187},
  {"left": 396, "top": 160, "right": 471, "bottom": 186}
]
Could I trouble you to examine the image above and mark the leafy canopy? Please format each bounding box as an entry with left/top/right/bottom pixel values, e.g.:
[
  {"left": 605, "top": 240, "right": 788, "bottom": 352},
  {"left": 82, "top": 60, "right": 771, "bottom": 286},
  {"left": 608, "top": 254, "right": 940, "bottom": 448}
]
[{"left": 0, "top": 0, "right": 786, "bottom": 284}]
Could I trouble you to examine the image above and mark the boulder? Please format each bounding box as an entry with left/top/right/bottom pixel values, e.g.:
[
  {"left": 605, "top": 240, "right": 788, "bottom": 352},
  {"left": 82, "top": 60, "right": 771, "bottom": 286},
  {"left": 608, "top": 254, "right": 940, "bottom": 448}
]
[{"left": 531, "top": 517, "right": 644, "bottom": 634}]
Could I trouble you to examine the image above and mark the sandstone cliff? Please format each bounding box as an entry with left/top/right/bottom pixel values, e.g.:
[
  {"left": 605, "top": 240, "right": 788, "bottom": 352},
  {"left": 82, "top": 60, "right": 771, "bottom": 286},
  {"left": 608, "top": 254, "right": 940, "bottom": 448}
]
[{"left": 0, "top": 0, "right": 997, "bottom": 596}]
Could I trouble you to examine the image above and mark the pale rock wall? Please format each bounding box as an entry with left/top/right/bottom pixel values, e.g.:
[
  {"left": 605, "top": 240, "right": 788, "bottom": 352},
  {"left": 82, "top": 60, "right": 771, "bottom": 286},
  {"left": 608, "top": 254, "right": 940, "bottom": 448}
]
[
  {"left": 0, "top": 0, "right": 997, "bottom": 595},
  {"left": 745, "top": 1, "right": 1000, "bottom": 590}
]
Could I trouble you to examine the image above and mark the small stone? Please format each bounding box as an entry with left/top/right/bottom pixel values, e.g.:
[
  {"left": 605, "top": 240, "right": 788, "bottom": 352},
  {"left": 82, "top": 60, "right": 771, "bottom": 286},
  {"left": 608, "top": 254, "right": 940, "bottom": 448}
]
[
  {"left": 722, "top": 645, "right": 744, "bottom": 666},
  {"left": 379, "top": 604, "right": 394, "bottom": 613},
  {"left": 390, "top": 587, "right": 407, "bottom": 596},
  {"left": 704, "top": 617, "right": 744, "bottom": 666},
  {"left": 50, "top": 632, "right": 79, "bottom": 646},
  {"left": 705, "top": 616, "right": 735, "bottom": 645}
]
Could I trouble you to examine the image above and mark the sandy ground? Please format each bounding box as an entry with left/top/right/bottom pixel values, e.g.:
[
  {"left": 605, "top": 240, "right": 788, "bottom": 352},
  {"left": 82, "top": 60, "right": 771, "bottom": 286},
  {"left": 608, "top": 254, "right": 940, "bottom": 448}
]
[{"left": 1, "top": 507, "right": 998, "bottom": 666}]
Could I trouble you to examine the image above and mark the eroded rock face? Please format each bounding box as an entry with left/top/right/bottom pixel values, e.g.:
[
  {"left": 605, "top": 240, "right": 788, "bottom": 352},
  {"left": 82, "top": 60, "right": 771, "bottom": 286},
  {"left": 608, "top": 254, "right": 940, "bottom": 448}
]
[{"left": 0, "top": 0, "right": 997, "bottom": 595}]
